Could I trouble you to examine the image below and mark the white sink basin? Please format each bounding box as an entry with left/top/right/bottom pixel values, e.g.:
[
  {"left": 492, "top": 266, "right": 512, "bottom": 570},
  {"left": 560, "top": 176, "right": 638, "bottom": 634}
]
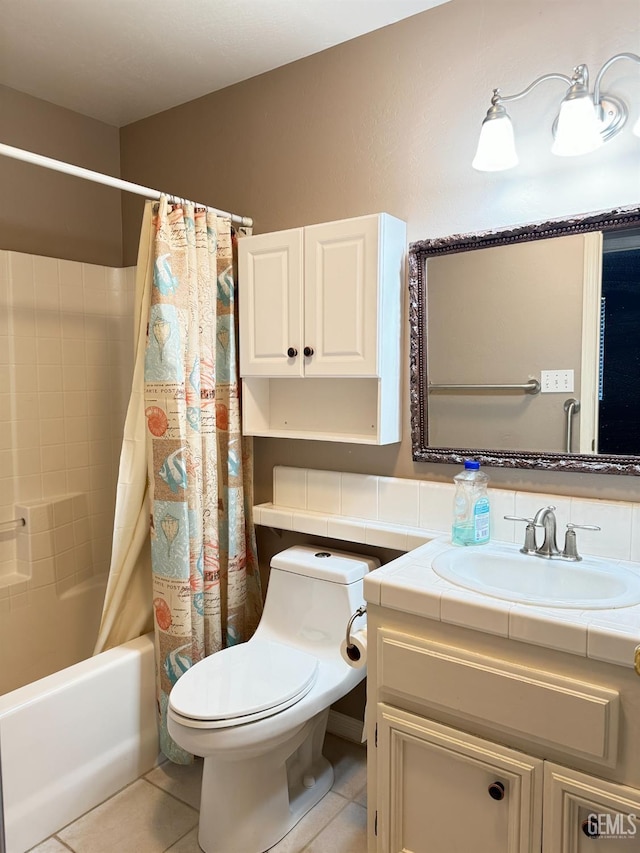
[{"left": 431, "top": 542, "right": 640, "bottom": 609}]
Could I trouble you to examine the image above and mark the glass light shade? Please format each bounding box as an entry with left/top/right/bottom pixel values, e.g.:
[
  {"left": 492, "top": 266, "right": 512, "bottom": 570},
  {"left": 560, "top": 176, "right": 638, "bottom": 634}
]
[
  {"left": 551, "top": 95, "right": 603, "bottom": 156},
  {"left": 472, "top": 115, "right": 518, "bottom": 171}
]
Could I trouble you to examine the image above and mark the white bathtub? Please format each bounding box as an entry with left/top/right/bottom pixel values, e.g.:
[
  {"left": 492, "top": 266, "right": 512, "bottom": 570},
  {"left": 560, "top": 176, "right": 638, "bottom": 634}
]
[{"left": 0, "top": 633, "right": 159, "bottom": 852}]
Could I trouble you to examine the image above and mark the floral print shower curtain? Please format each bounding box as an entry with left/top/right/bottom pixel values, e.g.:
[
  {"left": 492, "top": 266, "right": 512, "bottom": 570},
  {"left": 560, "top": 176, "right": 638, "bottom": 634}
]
[{"left": 145, "top": 197, "right": 262, "bottom": 762}]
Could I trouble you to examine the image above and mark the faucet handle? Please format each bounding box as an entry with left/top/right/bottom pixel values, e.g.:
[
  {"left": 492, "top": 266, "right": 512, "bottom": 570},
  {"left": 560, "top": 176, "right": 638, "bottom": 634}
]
[
  {"left": 562, "top": 523, "right": 601, "bottom": 561},
  {"left": 503, "top": 516, "right": 538, "bottom": 554}
]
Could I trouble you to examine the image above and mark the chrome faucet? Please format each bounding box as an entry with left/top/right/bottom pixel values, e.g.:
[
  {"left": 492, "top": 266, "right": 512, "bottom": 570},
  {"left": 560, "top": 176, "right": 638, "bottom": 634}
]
[{"left": 505, "top": 505, "right": 601, "bottom": 561}]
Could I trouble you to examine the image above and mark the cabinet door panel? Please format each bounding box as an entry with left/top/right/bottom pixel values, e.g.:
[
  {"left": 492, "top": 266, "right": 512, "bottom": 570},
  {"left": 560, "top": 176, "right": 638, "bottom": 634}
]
[
  {"left": 377, "top": 704, "right": 543, "bottom": 853},
  {"left": 238, "top": 229, "right": 303, "bottom": 376},
  {"left": 543, "top": 763, "right": 640, "bottom": 852},
  {"left": 304, "top": 216, "right": 379, "bottom": 377}
]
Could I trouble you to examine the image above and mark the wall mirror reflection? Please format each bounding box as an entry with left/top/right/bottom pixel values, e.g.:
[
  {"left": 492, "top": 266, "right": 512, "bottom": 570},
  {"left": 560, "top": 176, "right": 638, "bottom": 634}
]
[{"left": 409, "top": 206, "right": 640, "bottom": 475}]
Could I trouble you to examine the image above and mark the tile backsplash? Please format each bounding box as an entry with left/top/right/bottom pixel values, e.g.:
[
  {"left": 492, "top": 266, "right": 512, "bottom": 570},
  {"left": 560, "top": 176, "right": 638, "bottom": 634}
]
[{"left": 268, "top": 466, "right": 640, "bottom": 564}]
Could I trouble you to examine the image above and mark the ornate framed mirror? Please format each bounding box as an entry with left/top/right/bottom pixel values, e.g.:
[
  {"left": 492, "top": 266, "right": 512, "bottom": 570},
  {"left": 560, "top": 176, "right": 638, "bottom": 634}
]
[{"left": 409, "top": 205, "right": 640, "bottom": 475}]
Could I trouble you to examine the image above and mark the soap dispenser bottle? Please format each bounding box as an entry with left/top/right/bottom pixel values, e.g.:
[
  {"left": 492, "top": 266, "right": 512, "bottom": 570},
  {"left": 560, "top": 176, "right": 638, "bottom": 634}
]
[{"left": 452, "top": 460, "right": 490, "bottom": 546}]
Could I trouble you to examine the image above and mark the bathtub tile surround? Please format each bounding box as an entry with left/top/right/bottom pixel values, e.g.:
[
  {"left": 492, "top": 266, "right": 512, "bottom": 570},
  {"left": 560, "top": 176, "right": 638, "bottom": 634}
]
[
  {"left": 0, "top": 249, "right": 136, "bottom": 693},
  {"left": 14, "top": 494, "right": 93, "bottom": 593},
  {"left": 255, "top": 466, "right": 640, "bottom": 669},
  {"left": 29, "top": 734, "right": 367, "bottom": 853},
  {"left": 0, "top": 250, "right": 135, "bottom": 577},
  {"left": 0, "top": 493, "right": 108, "bottom": 691}
]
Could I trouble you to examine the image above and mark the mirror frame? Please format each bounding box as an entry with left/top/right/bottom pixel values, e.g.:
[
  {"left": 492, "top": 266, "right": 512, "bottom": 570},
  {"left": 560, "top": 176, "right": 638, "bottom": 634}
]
[{"left": 409, "top": 204, "right": 640, "bottom": 475}]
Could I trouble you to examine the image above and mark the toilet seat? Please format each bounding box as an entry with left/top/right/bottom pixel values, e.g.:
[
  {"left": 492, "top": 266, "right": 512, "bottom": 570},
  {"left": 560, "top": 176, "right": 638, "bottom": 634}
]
[{"left": 168, "top": 639, "right": 319, "bottom": 729}]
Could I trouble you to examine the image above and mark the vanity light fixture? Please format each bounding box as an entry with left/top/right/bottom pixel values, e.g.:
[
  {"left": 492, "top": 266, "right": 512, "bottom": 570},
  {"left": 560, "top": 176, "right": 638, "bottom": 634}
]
[{"left": 472, "top": 52, "right": 640, "bottom": 171}]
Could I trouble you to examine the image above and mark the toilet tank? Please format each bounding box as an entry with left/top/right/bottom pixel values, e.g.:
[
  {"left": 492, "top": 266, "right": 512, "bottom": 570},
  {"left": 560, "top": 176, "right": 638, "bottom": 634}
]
[
  {"left": 258, "top": 546, "right": 380, "bottom": 653},
  {"left": 270, "top": 545, "right": 379, "bottom": 583}
]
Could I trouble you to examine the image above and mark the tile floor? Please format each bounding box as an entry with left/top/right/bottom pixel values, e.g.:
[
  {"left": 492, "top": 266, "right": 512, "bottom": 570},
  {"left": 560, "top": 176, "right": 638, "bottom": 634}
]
[{"left": 29, "top": 734, "right": 368, "bottom": 853}]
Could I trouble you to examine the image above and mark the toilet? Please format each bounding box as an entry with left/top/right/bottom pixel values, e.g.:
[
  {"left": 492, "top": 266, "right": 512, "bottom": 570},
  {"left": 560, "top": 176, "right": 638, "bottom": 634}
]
[{"left": 167, "top": 544, "right": 379, "bottom": 853}]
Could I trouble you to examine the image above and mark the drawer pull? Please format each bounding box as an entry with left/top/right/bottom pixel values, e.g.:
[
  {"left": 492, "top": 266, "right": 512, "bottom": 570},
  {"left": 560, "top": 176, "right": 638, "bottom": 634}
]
[
  {"left": 304, "top": 346, "right": 314, "bottom": 357},
  {"left": 286, "top": 347, "right": 298, "bottom": 358},
  {"left": 581, "top": 817, "right": 600, "bottom": 838},
  {"left": 488, "top": 781, "right": 505, "bottom": 801}
]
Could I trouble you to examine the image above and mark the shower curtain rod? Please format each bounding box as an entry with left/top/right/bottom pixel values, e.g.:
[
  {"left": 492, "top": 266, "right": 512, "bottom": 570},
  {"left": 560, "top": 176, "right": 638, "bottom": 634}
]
[{"left": 0, "top": 142, "right": 254, "bottom": 228}]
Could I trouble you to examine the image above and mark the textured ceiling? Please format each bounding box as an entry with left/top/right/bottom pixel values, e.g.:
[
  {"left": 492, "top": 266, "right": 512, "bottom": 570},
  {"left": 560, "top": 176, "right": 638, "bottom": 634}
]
[{"left": 0, "top": 0, "right": 449, "bottom": 127}]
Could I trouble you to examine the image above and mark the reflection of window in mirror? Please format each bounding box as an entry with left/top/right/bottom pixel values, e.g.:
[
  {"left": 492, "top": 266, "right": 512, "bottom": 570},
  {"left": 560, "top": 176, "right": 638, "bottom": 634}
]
[{"left": 599, "top": 229, "right": 640, "bottom": 455}]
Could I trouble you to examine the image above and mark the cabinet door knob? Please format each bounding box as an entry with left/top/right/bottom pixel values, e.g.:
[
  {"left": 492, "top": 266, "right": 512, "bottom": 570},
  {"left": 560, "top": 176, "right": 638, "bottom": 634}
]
[
  {"left": 286, "top": 347, "right": 298, "bottom": 358},
  {"left": 304, "top": 346, "right": 314, "bottom": 357},
  {"left": 488, "top": 781, "right": 505, "bottom": 801},
  {"left": 581, "top": 817, "right": 600, "bottom": 838}
]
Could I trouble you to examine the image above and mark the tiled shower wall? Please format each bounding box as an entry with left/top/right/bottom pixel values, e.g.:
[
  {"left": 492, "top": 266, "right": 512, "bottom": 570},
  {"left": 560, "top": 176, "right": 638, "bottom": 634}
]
[{"left": 0, "top": 250, "right": 135, "bottom": 596}]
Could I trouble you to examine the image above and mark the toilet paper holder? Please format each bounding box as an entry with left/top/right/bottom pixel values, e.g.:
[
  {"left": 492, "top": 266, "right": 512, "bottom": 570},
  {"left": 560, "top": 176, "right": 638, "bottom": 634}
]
[{"left": 344, "top": 605, "right": 367, "bottom": 661}]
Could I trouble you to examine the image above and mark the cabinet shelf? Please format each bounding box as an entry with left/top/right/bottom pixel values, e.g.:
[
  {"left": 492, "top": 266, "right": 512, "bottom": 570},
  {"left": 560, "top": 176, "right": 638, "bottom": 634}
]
[{"left": 242, "top": 376, "right": 399, "bottom": 444}]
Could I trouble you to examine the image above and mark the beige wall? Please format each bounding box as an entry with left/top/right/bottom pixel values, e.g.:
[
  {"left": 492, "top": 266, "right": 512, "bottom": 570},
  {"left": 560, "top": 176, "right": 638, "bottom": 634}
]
[
  {"left": 3, "top": 4, "right": 639, "bottom": 501},
  {"left": 0, "top": 85, "right": 123, "bottom": 266},
  {"left": 87, "top": 1, "right": 640, "bottom": 505}
]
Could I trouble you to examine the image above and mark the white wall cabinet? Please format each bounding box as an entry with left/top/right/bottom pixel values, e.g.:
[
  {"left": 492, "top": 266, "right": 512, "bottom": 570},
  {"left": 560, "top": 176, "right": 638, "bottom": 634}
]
[
  {"left": 238, "top": 227, "right": 303, "bottom": 378},
  {"left": 367, "top": 614, "right": 640, "bottom": 853},
  {"left": 238, "top": 213, "right": 406, "bottom": 444}
]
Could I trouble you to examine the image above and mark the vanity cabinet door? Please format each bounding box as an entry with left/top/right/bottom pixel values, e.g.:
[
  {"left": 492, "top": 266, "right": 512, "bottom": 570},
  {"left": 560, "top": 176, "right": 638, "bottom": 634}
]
[
  {"left": 376, "top": 704, "right": 543, "bottom": 853},
  {"left": 543, "top": 763, "right": 640, "bottom": 852},
  {"left": 238, "top": 228, "right": 304, "bottom": 377}
]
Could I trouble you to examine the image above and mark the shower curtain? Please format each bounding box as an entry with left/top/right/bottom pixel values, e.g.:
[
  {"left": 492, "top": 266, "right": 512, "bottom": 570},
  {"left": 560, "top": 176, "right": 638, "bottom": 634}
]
[
  {"left": 94, "top": 201, "right": 156, "bottom": 654},
  {"left": 97, "top": 197, "right": 263, "bottom": 763}
]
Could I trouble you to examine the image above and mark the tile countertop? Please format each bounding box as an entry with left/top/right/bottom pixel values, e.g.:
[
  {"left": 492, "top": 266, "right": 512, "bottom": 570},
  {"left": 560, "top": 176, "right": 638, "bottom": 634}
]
[{"left": 363, "top": 536, "right": 640, "bottom": 670}]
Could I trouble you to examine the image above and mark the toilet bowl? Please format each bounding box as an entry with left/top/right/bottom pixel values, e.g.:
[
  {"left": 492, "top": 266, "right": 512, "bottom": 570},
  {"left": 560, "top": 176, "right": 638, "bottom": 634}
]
[{"left": 167, "top": 544, "right": 378, "bottom": 853}]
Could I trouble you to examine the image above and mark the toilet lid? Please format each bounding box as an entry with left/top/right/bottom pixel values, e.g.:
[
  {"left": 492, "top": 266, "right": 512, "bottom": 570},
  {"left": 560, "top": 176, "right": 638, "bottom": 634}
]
[{"left": 169, "top": 639, "right": 319, "bottom": 723}]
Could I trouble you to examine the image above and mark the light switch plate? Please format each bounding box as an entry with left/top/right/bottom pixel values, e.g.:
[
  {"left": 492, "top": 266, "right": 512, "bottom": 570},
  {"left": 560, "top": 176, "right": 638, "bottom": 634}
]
[{"left": 541, "top": 369, "right": 574, "bottom": 393}]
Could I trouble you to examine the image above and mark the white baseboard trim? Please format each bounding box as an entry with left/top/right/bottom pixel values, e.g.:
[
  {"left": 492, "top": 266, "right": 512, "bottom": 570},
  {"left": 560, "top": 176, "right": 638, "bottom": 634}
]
[{"left": 327, "top": 709, "right": 364, "bottom": 743}]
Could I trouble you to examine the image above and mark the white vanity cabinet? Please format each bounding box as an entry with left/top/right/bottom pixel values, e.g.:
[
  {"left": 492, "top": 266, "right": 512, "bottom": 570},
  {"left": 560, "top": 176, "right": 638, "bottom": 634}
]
[
  {"left": 377, "top": 705, "right": 543, "bottom": 852},
  {"left": 367, "top": 610, "right": 640, "bottom": 853},
  {"left": 543, "top": 763, "right": 640, "bottom": 852},
  {"left": 238, "top": 213, "right": 406, "bottom": 444}
]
